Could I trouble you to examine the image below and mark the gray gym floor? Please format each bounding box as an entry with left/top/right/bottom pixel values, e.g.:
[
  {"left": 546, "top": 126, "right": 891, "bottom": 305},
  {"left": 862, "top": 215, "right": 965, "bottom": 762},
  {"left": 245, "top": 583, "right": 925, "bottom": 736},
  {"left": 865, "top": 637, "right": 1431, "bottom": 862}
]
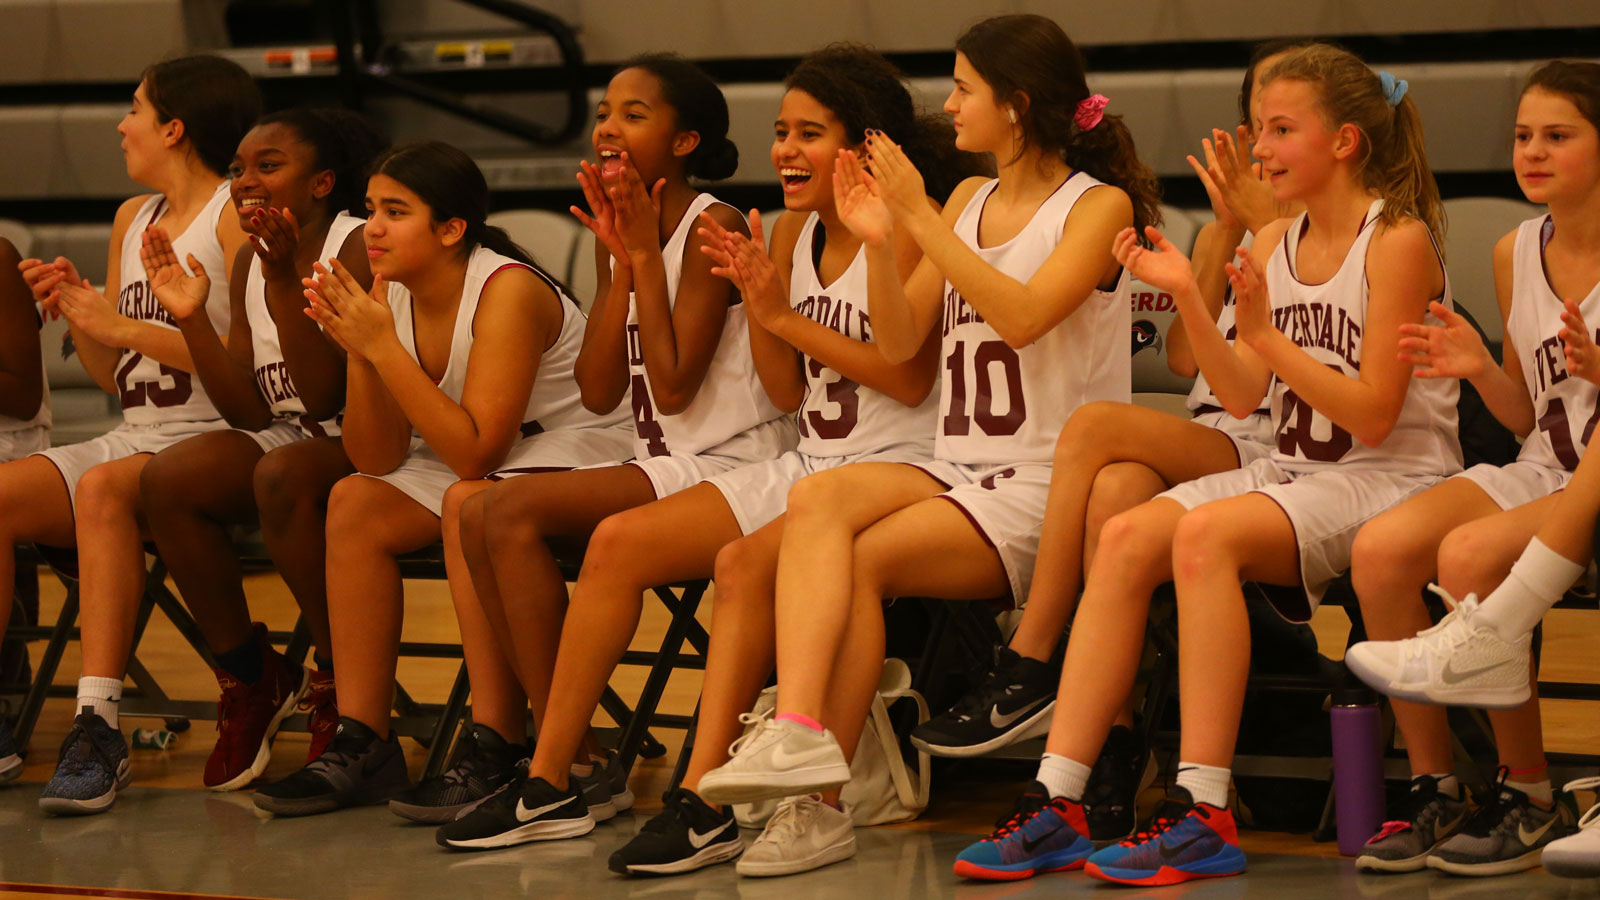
[{"left": 2, "top": 785, "right": 1596, "bottom": 900}]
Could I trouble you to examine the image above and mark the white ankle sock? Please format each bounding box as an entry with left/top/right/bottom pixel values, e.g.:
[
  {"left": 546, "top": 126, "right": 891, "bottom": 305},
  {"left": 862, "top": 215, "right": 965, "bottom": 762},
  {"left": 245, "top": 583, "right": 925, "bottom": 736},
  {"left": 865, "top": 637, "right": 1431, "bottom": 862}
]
[
  {"left": 1475, "top": 538, "right": 1585, "bottom": 639},
  {"left": 76, "top": 676, "right": 123, "bottom": 729},
  {"left": 1429, "top": 773, "right": 1462, "bottom": 800},
  {"left": 1176, "top": 761, "right": 1231, "bottom": 808},
  {"left": 1037, "top": 753, "right": 1090, "bottom": 801},
  {"left": 1508, "top": 777, "right": 1554, "bottom": 805}
]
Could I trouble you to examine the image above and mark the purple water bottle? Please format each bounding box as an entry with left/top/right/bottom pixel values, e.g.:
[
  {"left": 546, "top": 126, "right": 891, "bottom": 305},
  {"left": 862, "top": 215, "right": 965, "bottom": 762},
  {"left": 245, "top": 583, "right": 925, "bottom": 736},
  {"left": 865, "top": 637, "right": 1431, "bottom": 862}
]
[{"left": 1331, "top": 681, "right": 1385, "bottom": 856}]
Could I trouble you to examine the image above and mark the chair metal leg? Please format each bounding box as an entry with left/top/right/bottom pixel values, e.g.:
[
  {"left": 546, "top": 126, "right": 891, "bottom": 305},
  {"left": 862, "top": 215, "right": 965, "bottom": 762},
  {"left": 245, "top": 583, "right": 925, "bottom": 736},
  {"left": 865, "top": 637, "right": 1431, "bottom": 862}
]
[
  {"left": 614, "top": 581, "right": 706, "bottom": 777},
  {"left": 15, "top": 584, "right": 77, "bottom": 750},
  {"left": 422, "top": 662, "right": 472, "bottom": 780}
]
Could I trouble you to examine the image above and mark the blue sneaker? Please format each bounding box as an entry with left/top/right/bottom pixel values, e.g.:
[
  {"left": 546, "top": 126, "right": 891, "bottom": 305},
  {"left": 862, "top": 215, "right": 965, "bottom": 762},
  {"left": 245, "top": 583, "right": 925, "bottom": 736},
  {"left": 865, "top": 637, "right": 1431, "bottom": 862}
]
[
  {"left": 1084, "top": 788, "right": 1246, "bottom": 886},
  {"left": 953, "top": 781, "right": 1094, "bottom": 881},
  {"left": 0, "top": 718, "right": 21, "bottom": 784},
  {"left": 39, "top": 707, "right": 130, "bottom": 815}
]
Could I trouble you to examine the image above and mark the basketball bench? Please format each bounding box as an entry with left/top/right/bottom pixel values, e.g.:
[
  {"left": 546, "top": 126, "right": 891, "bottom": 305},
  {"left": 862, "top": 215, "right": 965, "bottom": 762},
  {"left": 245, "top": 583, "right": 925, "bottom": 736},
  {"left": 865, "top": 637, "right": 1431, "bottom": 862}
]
[{"left": 5, "top": 536, "right": 710, "bottom": 783}]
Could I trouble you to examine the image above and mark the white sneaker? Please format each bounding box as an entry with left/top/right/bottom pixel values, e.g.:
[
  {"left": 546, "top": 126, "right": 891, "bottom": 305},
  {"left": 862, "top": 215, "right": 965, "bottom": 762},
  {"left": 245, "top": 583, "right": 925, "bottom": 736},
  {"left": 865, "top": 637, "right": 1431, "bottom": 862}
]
[
  {"left": 736, "top": 795, "right": 856, "bottom": 877},
  {"left": 697, "top": 712, "right": 851, "bottom": 805},
  {"left": 1544, "top": 777, "right": 1600, "bottom": 879},
  {"left": 1344, "top": 585, "right": 1532, "bottom": 709}
]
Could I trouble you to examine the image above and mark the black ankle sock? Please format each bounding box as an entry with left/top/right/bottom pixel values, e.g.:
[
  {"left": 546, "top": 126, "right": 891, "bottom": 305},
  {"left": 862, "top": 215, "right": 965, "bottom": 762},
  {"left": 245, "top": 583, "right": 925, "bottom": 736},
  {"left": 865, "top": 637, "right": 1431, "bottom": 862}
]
[
  {"left": 312, "top": 653, "right": 334, "bottom": 673},
  {"left": 216, "top": 637, "right": 264, "bottom": 685}
]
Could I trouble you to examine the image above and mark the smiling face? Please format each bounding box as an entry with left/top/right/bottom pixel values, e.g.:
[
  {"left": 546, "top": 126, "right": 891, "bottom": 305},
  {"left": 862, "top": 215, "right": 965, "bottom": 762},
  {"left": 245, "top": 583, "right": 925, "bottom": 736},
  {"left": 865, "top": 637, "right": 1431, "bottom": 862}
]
[
  {"left": 1252, "top": 79, "right": 1349, "bottom": 203},
  {"left": 117, "top": 80, "right": 169, "bottom": 183},
  {"left": 771, "top": 89, "right": 852, "bottom": 212},
  {"left": 362, "top": 173, "right": 463, "bottom": 280},
  {"left": 944, "top": 52, "right": 1011, "bottom": 156},
  {"left": 1513, "top": 86, "right": 1600, "bottom": 207},
  {"left": 593, "top": 66, "right": 688, "bottom": 185},
  {"left": 229, "top": 121, "right": 331, "bottom": 228}
]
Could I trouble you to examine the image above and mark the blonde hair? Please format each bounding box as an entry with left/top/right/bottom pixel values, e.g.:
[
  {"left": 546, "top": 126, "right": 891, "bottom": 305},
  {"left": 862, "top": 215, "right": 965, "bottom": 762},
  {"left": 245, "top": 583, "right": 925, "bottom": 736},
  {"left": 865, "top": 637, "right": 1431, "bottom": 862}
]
[{"left": 1262, "top": 44, "right": 1445, "bottom": 242}]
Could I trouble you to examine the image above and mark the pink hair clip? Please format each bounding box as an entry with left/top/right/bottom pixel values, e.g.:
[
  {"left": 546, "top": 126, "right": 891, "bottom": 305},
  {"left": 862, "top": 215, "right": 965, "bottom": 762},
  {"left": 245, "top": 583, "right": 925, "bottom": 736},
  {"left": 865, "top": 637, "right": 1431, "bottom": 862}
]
[{"left": 1075, "top": 94, "right": 1109, "bottom": 131}]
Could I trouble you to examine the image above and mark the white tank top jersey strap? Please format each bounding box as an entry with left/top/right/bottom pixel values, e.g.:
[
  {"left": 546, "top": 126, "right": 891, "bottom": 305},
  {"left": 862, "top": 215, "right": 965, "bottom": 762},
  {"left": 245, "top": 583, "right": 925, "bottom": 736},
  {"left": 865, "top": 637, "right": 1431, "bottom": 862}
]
[
  {"left": 938, "top": 173, "right": 1132, "bottom": 464},
  {"left": 1507, "top": 215, "right": 1600, "bottom": 472},
  {"left": 245, "top": 212, "right": 364, "bottom": 437},
  {"left": 386, "top": 244, "right": 618, "bottom": 435},
  {"left": 1263, "top": 198, "right": 1461, "bottom": 476},
  {"left": 789, "top": 212, "right": 936, "bottom": 458},
  {"left": 116, "top": 181, "right": 233, "bottom": 426},
  {"left": 623, "top": 193, "right": 785, "bottom": 459}
]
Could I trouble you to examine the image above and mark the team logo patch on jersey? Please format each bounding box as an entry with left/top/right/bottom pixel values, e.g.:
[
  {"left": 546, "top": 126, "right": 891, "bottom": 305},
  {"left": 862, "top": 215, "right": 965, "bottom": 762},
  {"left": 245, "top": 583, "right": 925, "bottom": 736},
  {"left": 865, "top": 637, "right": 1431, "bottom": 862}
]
[{"left": 1131, "top": 319, "right": 1163, "bottom": 357}]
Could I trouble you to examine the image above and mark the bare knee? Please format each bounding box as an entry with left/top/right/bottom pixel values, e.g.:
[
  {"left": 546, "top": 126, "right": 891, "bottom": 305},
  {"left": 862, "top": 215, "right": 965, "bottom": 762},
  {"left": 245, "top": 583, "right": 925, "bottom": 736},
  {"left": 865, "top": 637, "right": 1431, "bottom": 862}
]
[
  {"left": 75, "top": 462, "right": 139, "bottom": 528},
  {"left": 579, "top": 511, "right": 644, "bottom": 583},
  {"left": 440, "top": 480, "right": 483, "bottom": 531},
  {"left": 1095, "top": 505, "right": 1172, "bottom": 573},
  {"left": 253, "top": 448, "right": 303, "bottom": 523},
  {"left": 1436, "top": 524, "right": 1508, "bottom": 597},
  {"left": 1171, "top": 507, "right": 1231, "bottom": 584},
  {"left": 1053, "top": 401, "right": 1126, "bottom": 465},
  {"left": 1086, "top": 464, "right": 1162, "bottom": 532},
  {"left": 1349, "top": 513, "right": 1434, "bottom": 605},
  {"left": 324, "top": 475, "right": 376, "bottom": 544},
  {"left": 481, "top": 482, "right": 548, "bottom": 556},
  {"left": 784, "top": 469, "right": 854, "bottom": 523},
  {"left": 713, "top": 535, "right": 771, "bottom": 601}
]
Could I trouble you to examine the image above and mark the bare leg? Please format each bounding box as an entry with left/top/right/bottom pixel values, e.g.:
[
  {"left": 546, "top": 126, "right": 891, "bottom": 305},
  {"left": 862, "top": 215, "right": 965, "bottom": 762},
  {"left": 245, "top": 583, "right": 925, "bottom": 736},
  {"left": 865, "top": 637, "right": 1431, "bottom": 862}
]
[
  {"left": 323, "top": 476, "right": 444, "bottom": 736},
  {"left": 1171, "top": 494, "right": 1302, "bottom": 768},
  {"left": 0, "top": 456, "right": 77, "bottom": 638},
  {"left": 139, "top": 430, "right": 264, "bottom": 655},
  {"left": 468, "top": 465, "right": 655, "bottom": 734},
  {"left": 771, "top": 463, "right": 947, "bottom": 721},
  {"left": 1348, "top": 479, "right": 1502, "bottom": 777},
  {"left": 441, "top": 479, "right": 529, "bottom": 742},
  {"left": 1008, "top": 404, "right": 1242, "bottom": 663},
  {"left": 1434, "top": 499, "right": 1562, "bottom": 775},
  {"left": 75, "top": 455, "right": 157, "bottom": 680},
  {"left": 527, "top": 483, "right": 742, "bottom": 788},
  {"left": 1043, "top": 499, "right": 1187, "bottom": 765},
  {"left": 254, "top": 437, "right": 352, "bottom": 661},
  {"left": 679, "top": 518, "right": 786, "bottom": 798}
]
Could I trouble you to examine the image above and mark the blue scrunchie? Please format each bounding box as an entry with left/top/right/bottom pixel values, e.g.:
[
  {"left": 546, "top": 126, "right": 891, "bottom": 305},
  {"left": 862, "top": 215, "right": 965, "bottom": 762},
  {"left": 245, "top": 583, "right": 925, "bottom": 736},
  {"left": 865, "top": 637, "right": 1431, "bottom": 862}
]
[{"left": 1378, "top": 71, "right": 1409, "bottom": 107}]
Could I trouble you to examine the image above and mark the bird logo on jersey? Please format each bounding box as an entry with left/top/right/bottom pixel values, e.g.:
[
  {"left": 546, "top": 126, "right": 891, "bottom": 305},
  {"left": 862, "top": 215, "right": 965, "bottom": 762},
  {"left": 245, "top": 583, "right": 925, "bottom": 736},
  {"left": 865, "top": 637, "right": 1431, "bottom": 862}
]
[{"left": 1132, "top": 320, "right": 1163, "bottom": 357}]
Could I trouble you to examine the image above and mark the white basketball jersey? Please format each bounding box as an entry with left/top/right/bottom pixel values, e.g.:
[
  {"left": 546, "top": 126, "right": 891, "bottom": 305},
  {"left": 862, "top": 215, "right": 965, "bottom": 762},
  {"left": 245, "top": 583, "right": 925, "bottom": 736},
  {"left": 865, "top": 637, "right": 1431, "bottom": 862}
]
[
  {"left": 116, "top": 182, "right": 233, "bottom": 425},
  {"left": 1507, "top": 215, "right": 1600, "bottom": 472},
  {"left": 624, "top": 193, "right": 784, "bottom": 458},
  {"left": 1262, "top": 200, "right": 1461, "bottom": 475},
  {"left": 1186, "top": 231, "right": 1271, "bottom": 442},
  {"left": 246, "top": 213, "right": 364, "bottom": 437},
  {"left": 938, "top": 174, "right": 1131, "bottom": 464},
  {"left": 789, "top": 213, "right": 936, "bottom": 458},
  {"left": 387, "top": 245, "right": 613, "bottom": 437}
]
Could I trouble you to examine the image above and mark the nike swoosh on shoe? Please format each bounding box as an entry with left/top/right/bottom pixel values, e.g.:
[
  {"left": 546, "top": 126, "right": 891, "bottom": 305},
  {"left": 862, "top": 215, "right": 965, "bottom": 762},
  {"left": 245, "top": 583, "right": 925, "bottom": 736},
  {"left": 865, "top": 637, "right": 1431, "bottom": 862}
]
[
  {"left": 1158, "top": 834, "right": 1207, "bottom": 859},
  {"left": 516, "top": 798, "right": 571, "bottom": 823},
  {"left": 991, "top": 696, "right": 1048, "bottom": 729},
  {"left": 1518, "top": 816, "right": 1558, "bottom": 846},
  {"left": 688, "top": 818, "right": 734, "bottom": 849},
  {"left": 1440, "top": 658, "right": 1512, "bottom": 684}
]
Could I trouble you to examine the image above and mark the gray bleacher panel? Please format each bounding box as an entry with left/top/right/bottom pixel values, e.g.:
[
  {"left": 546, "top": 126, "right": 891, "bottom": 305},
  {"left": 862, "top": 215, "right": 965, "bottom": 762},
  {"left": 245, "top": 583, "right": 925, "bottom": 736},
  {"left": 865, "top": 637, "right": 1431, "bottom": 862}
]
[
  {"left": 56, "top": 105, "right": 145, "bottom": 196},
  {"left": 0, "top": 109, "right": 59, "bottom": 199},
  {"left": 568, "top": 230, "right": 598, "bottom": 315},
  {"left": 0, "top": 0, "right": 205, "bottom": 85},
  {"left": 1441, "top": 196, "right": 1544, "bottom": 344},
  {"left": 573, "top": 0, "right": 1600, "bottom": 62},
  {"left": 1132, "top": 390, "right": 1191, "bottom": 420},
  {"left": 30, "top": 223, "right": 115, "bottom": 286},
  {"left": 484, "top": 207, "right": 584, "bottom": 301}
]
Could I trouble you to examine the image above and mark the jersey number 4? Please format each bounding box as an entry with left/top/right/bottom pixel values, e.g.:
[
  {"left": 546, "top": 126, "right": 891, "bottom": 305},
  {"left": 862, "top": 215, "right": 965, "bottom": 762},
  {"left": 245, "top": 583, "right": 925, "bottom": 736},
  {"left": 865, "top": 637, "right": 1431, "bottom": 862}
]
[
  {"left": 631, "top": 373, "right": 669, "bottom": 457},
  {"left": 116, "top": 352, "right": 193, "bottom": 410},
  {"left": 943, "top": 339, "right": 1025, "bottom": 437},
  {"left": 1538, "top": 395, "right": 1600, "bottom": 470}
]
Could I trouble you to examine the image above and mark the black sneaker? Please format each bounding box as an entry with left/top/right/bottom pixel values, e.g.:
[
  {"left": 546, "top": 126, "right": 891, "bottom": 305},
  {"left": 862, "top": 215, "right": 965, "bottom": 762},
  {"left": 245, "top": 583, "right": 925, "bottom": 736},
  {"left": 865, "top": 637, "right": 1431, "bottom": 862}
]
[
  {"left": 39, "top": 707, "right": 130, "bottom": 815},
  {"left": 436, "top": 774, "right": 594, "bottom": 851},
  {"left": 911, "top": 647, "right": 1056, "bottom": 757},
  {"left": 252, "top": 716, "right": 411, "bottom": 817},
  {"left": 1083, "top": 725, "right": 1149, "bottom": 845},
  {"left": 1426, "top": 771, "right": 1578, "bottom": 876},
  {"left": 388, "top": 723, "right": 528, "bottom": 823},
  {"left": 609, "top": 787, "right": 743, "bottom": 876},
  {"left": 0, "top": 718, "right": 21, "bottom": 784},
  {"left": 1355, "top": 774, "right": 1468, "bottom": 872}
]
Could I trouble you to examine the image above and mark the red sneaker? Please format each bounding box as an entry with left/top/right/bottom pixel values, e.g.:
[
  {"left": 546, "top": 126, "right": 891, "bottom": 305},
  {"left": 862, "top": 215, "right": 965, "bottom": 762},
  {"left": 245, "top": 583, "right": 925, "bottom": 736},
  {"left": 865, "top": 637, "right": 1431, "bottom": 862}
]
[
  {"left": 204, "top": 625, "right": 309, "bottom": 791},
  {"left": 300, "top": 667, "right": 338, "bottom": 763}
]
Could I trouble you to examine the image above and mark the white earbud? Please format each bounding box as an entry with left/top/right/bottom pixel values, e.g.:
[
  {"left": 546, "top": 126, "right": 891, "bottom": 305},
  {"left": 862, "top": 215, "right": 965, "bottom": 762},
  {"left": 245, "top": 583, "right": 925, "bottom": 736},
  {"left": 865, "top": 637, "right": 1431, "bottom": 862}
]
[{"left": 1007, "top": 109, "right": 1017, "bottom": 124}]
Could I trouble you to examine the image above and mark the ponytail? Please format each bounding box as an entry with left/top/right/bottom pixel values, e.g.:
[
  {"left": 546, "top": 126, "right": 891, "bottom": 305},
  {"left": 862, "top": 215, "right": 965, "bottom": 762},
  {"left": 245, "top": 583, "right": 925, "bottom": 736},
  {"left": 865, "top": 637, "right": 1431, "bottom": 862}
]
[
  {"left": 955, "top": 15, "right": 1162, "bottom": 232},
  {"left": 1263, "top": 45, "right": 1444, "bottom": 242}
]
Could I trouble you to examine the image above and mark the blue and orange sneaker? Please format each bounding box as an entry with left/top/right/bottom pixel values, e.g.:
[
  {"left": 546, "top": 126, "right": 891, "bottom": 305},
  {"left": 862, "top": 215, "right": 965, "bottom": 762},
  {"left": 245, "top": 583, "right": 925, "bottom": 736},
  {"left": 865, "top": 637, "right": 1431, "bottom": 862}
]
[
  {"left": 953, "top": 781, "right": 1094, "bottom": 881},
  {"left": 1084, "top": 787, "right": 1246, "bottom": 886}
]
